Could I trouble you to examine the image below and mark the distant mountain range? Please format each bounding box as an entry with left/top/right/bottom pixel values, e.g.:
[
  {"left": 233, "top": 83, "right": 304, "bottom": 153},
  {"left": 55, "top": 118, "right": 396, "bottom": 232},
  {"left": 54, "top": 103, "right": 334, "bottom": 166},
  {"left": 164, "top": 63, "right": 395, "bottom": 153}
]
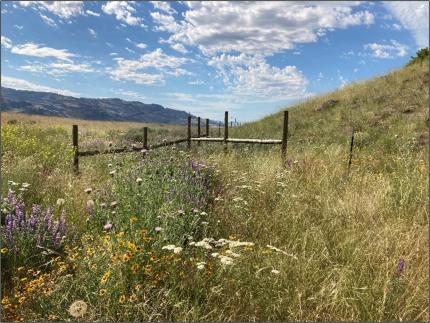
[{"left": 0, "top": 87, "right": 193, "bottom": 124}]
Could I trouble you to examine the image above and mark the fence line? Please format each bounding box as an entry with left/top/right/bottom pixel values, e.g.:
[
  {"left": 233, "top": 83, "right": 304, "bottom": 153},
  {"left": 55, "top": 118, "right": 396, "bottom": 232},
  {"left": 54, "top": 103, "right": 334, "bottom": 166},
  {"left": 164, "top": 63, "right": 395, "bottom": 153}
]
[{"left": 72, "top": 110, "right": 289, "bottom": 173}]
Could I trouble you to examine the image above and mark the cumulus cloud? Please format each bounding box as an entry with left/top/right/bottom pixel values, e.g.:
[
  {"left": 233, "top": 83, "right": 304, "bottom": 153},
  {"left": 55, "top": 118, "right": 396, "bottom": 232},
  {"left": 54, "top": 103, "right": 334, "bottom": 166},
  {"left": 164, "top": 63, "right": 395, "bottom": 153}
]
[
  {"left": 109, "top": 48, "right": 191, "bottom": 84},
  {"left": 136, "top": 43, "right": 147, "bottom": 49},
  {"left": 1, "top": 76, "right": 80, "bottom": 96},
  {"left": 364, "top": 40, "right": 408, "bottom": 59},
  {"left": 383, "top": 1, "right": 429, "bottom": 48},
  {"left": 208, "top": 53, "right": 308, "bottom": 100},
  {"left": 102, "top": 1, "right": 143, "bottom": 26},
  {"left": 1, "top": 35, "right": 12, "bottom": 49},
  {"left": 150, "top": 1, "right": 177, "bottom": 15},
  {"left": 171, "top": 43, "right": 187, "bottom": 54},
  {"left": 10, "top": 43, "right": 77, "bottom": 62},
  {"left": 159, "top": 1, "right": 374, "bottom": 56},
  {"left": 150, "top": 11, "right": 179, "bottom": 33},
  {"left": 19, "top": 1, "right": 84, "bottom": 19}
]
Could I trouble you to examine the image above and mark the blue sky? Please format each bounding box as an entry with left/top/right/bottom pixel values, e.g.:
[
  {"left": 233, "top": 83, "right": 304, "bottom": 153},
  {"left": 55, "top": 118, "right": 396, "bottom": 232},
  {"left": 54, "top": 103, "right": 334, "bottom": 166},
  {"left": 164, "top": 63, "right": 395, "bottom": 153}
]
[{"left": 1, "top": 1, "right": 429, "bottom": 121}]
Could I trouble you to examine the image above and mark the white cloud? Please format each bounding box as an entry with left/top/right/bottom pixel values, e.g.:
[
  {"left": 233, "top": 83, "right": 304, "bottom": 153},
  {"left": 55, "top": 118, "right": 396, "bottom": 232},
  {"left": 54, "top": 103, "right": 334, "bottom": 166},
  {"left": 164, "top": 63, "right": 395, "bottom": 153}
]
[
  {"left": 11, "top": 43, "right": 77, "bottom": 62},
  {"left": 150, "top": 1, "right": 176, "bottom": 15},
  {"left": 208, "top": 53, "right": 308, "bottom": 100},
  {"left": 86, "top": 9, "right": 100, "bottom": 17},
  {"left": 150, "top": 11, "right": 179, "bottom": 33},
  {"left": 112, "top": 89, "right": 146, "bottom": 100},
  {"left": 135, "top": 43, "right": 147, "bottom": 49},
  {"left": 17, "top": 61, "right": 94, "bottom": 76},
  {"left": 88, "top": 28, "right": 97, "bottom": 38},
  {"left": 102, "top": 1, "right": 143, "bottom": 26},
  {"left": 383, "top": 1, "right": 429, "bottom": 48},
  {"left": 188, "top": 79, "right": 204, "bottom": 85},
  {"left": 109, "top": 52, "right": 119, "bottom": 56},
  {"left": 161, "top": 2, "right": 374, "bottom": 56},
  {"left": 14, "top": 25, "right": 24, "bottom": 30},
  {"left": 126, "top": 37, "right": 133, "bottom": 43},
  {"left": 171, "top": 43, "right": 187, "bottom": 54},
  {"left": 1, "top": 76, "right": 80, "bottom": 96},
  {"left": 40, "top": 14, "right": 57, "bottom": 27},
  {"left": 19, "top": 1, "right": 84, "bottom": 19},
  {"left": 109, "top": 48, "right": 190, "bottom": 84},
  {"left": 364, "top": 40, "right": 408, "bottom": 59},
  {"left": 125, "top": 47, "right": 136, "bottom": 53},
  {"left": 1, "top": 36, "right": 12, "bottom": 49}
]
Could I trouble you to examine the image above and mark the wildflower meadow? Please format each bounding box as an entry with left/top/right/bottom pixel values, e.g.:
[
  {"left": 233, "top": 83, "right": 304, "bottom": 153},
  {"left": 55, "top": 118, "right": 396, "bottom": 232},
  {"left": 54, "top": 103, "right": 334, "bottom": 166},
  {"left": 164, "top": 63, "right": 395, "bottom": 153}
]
[{"left": 0, "top": 57, "right": 428, "bottom": 322}]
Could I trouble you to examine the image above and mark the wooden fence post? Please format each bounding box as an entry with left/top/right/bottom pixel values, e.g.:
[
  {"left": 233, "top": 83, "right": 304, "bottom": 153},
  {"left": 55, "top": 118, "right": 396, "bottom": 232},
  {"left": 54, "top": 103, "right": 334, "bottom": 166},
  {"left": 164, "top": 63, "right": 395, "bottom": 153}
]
[
  {"left": 348, "top": 127, "right": 355, "bottom": 174},
  {"left": 206, "top": 118, "right": 209, "bottom": 137},
  {"left": 281, "top": 110, "right": 288, "bottom": 165},
  {"left": 72, "top": 125, "right": 79, "bottom": 174},
  {"left": 143, "top": 127, "right": 148, "bottom": 149},
  {"left": 197, "top": 116, "right": 201, "bottom": 146},
  {"left": 224, "top": 111, "right": 228, "bottom": 152},
  {"left": 187, "top": 116, "right": 191, "bottom": 149},
  {"left": 218, "top": 122, "right": 221, "bottom": 136}
]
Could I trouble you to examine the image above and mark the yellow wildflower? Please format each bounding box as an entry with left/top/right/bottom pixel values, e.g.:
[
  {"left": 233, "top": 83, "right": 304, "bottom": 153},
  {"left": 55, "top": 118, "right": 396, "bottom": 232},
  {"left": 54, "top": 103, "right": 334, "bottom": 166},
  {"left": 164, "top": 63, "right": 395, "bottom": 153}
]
[
  {"left": 18, "top": 296, "right": 26, "bottom": 304},
  {"left": 122, "top": 252, "right": 131, "bottom": 262},
  {"left": 116, "top": 231, "right": 125, "bottom": 238},
  {"left": 118, "top": 295, "right": 126, "bottom": 303},
  {"left": 1, "top": 297, "right": 10, "bottom": 305},
  {"left": 131, "top": 263, "right": 140, "bottom": 274},
  {"left": 101, "top": 271, "right": 111, "bottom": 284},
  {"left": 127, "top": 241, "right": 137, "bottom": 252},
  {"left": 86, "top": 248, "right": 95, "bottom": 257},
  {"left": 134, "top": 284, "right": 141, "bottom": 291},
  {"left": 1, "top": 247, "right": 8, "bottom": 254},
  {"left": 99, "top": 289, "right": 107, "bottom": 296},
  {"left": 130, "top": 216, "right": 138, "bottom": 223},
  {"left": 129, "top": 294, "right": 138, "bottom": 302},
  {"left": 118, "top": 240, "right": 125, "bottom": 247}
]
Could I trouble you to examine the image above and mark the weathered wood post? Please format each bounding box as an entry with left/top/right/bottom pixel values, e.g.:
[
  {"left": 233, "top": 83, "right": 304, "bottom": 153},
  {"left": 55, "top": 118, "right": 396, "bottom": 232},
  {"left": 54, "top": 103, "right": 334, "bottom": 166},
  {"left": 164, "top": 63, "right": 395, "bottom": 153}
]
[
  {"left": 206, "top": 118, "right": 209, "bottom": 137},
  {"left": 224, "top": 111, "right": 228, "bottom": 152},
  {"left": 281, "top": 110, "right": 288, "bottom": 165},
  {"left": 218, "top": 122, "right": 221, "bottom": 136},
  {"left": 348, "top": 127, "right": 355, "bottom": 174},
  {"left": 143, "top": 126, "right": 148, "bottom": 149},
  {"left": 197, "top": 116, "right": 201, "bottom": 146},
  {"left": 72, "top": 125, "right": 79, "bottom": 174},
  {"left": 187, "top": 116, "right": 191, "bottom": 149}
]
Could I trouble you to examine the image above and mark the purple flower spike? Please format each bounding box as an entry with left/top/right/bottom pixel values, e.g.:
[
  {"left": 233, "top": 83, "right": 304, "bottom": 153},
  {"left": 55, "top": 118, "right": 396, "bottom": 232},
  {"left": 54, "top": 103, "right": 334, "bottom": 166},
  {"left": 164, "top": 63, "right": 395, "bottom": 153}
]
[
  {"left": 396, "top": 257, "right": 405, "bottom": 276},
  {"left": 103, "top": 223, "right": 113, "bottom": 231}
]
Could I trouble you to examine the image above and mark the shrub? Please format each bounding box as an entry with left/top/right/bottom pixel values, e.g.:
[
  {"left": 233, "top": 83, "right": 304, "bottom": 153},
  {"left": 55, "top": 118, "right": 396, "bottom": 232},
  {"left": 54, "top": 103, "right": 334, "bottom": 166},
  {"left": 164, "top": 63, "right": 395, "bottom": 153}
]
[{"left": 408, "top": 47, "right": 429, "bottom": 65}]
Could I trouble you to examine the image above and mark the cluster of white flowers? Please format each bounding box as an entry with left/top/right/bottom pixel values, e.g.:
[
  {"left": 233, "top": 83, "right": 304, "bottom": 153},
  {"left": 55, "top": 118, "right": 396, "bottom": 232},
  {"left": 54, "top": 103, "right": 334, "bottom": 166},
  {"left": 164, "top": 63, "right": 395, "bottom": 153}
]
[
  {"left": 162, "top": 244, "right": 183, "bottom": 254},
  {"left": 196, "top": 261, "right": 206, "bottom": 270}
]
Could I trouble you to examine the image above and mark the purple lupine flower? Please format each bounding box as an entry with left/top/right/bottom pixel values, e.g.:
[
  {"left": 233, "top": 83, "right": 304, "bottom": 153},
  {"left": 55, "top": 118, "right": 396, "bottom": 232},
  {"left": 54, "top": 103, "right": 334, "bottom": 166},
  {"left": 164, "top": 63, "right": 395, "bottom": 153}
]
[
  {"left": 103, "top": 223, "right": 113, "bottom": 231},
  {"left": 155, "top": 226, "right": 162, "bottom": 233},
  {"left": 396, "top": 257, "right": 405, "bottom": 276},
  {"left": 32, "top": 204, "right": 41, "bottom": 217}
]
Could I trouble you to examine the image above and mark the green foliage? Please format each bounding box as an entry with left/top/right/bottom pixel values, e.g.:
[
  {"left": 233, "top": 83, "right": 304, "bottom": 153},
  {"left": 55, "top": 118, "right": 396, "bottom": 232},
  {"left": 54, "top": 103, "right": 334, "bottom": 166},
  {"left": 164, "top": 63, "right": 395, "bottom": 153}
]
[{"left": 408, "top": 47, "right": 429, "bottom": 65}]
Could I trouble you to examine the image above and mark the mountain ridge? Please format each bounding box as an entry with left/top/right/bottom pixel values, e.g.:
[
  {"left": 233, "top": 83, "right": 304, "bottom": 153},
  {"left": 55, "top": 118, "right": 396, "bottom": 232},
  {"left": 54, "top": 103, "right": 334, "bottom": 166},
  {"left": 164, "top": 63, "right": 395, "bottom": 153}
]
[{"left": 0, "top": 87, "right": 193, "bottom": 125}]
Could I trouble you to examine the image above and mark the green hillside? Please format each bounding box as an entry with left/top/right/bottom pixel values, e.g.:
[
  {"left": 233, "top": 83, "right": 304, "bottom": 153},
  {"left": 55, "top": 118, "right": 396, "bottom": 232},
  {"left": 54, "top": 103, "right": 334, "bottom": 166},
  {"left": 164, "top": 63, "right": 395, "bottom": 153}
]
[{"left": 232, "top": 58, "right": 428, "bottom": 152}]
